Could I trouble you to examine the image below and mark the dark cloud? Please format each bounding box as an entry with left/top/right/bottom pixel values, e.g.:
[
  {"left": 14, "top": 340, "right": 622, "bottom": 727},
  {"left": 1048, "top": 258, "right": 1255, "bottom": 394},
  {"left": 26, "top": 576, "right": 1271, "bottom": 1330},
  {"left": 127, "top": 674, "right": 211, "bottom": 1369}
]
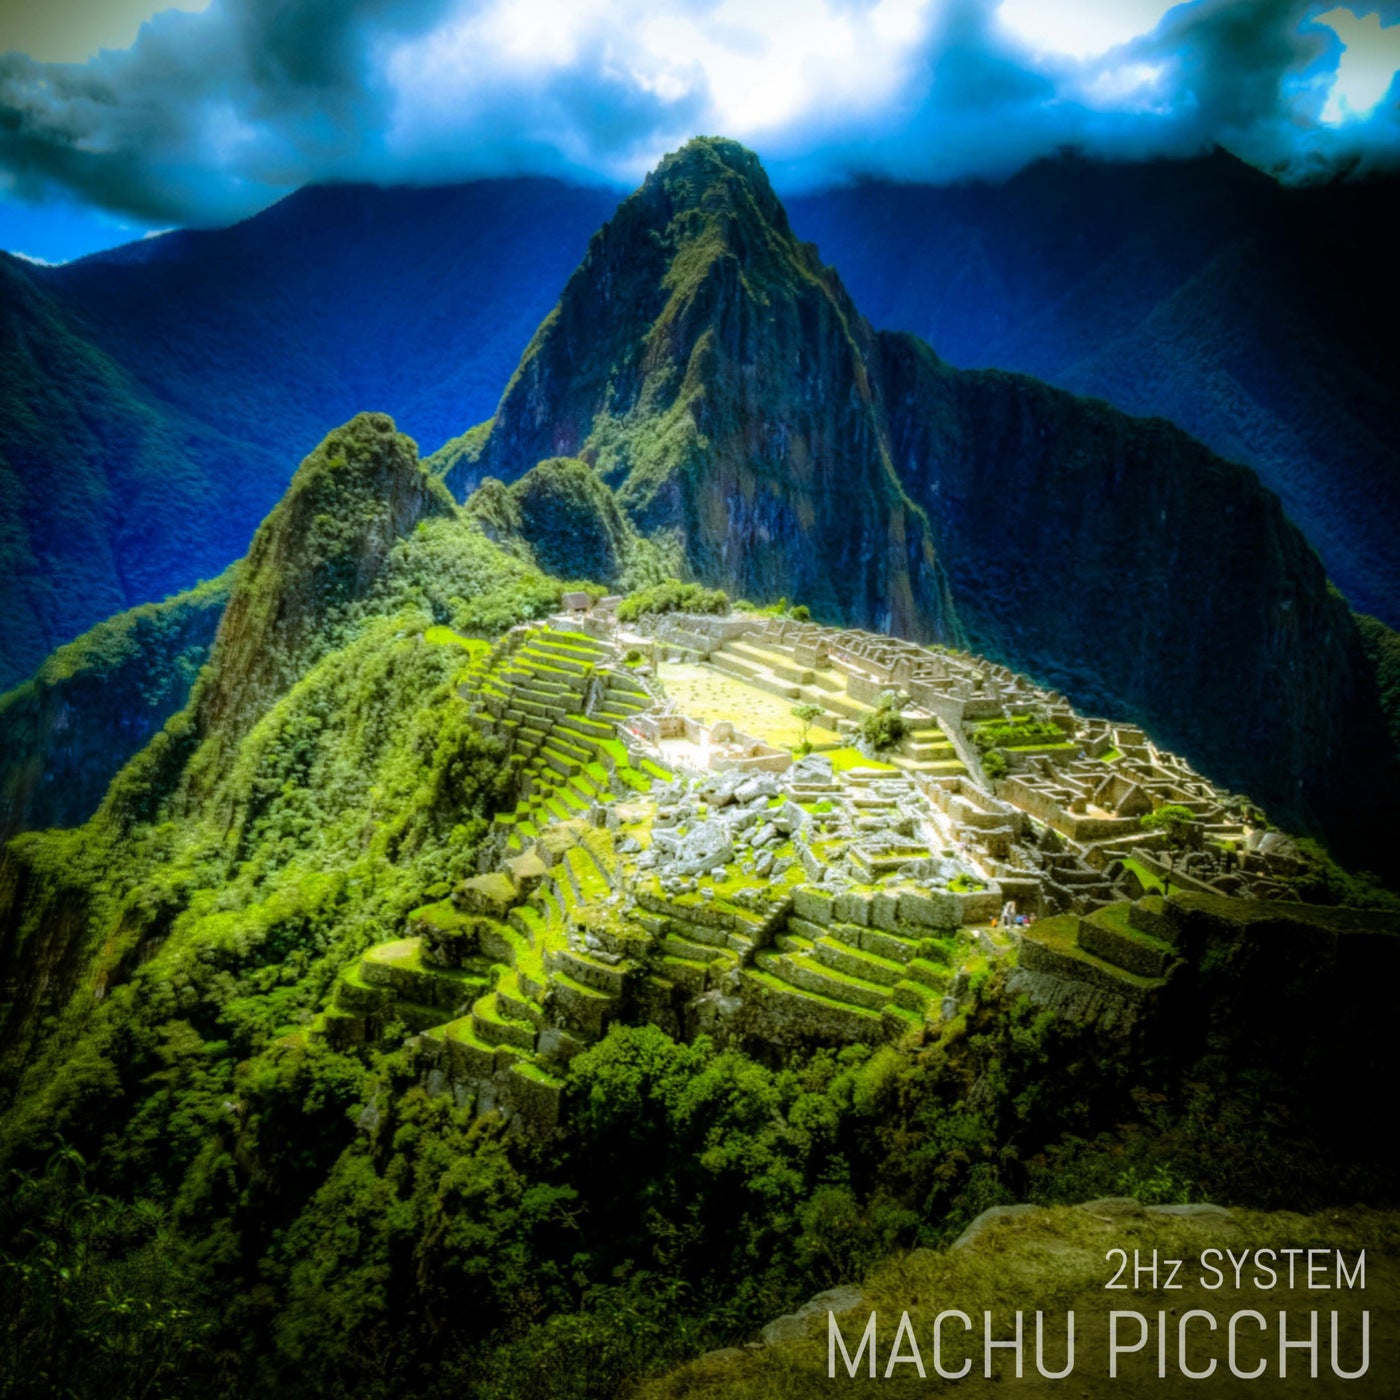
[{"left": 0, "top": 0, "right": 1396, "bottom": 230}]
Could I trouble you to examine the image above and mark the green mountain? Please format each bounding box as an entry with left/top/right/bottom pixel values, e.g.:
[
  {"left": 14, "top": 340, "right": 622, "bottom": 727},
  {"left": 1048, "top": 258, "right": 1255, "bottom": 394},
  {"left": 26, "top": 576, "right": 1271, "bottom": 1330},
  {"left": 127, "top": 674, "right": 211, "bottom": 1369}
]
[
  {"left": 0, "top": 412, "right": 565, "bottom": 1075},
  {"left": 7, "top": 155, "right": 1398, "bottom": 700},
  {"left": 0, "top": 182, "right": 617, "bottom": 690},
  {"left": 436, "top": 138, "right": 1396, "bottom": 866},
  {"left": 437, "top": 141, "right": 961, "bottom": 642},
  {"left": 2, "top": 403, "right": 1395, "bottom": 1396},
  {"left": 0, "top": 254, "right": 252, "bottom": 692},
  {"left": 468, "top": 456, "right": 677, "bottom": 588},
  {"left": 2, "top": 141, "right": 1398, "bottom": 1399},
  {"left": 0, "top": 569, "right": 233, "bottom": 841}
]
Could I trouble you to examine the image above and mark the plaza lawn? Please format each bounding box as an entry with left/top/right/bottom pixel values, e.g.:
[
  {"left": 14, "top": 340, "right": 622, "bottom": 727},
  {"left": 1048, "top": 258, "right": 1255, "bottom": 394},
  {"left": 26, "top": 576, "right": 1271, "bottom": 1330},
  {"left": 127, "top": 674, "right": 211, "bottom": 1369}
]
[
  {"left": 657, "top": 661, "right": 840, "bottom": 750},
  {"left": 1122, "top": 856, "right": 1165, "bottom": 894}
]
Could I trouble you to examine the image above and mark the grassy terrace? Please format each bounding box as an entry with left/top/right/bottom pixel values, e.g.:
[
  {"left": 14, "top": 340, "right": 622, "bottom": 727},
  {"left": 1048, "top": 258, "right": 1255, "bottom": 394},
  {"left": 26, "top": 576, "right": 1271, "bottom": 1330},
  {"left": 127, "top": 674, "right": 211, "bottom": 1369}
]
[
  {"left": 657, "top": 660, "right": 839, "bottom": 749},
  {"left": 1022, "top": 912, "right": 1165, "bottom": 990},
  {"left": 1121, "top": 855, "right": 1164, "bottom": 894},
  {"left": 827, "top": 746, "right": 896, "bottom": 773},
  {"left": 325, "top": 621, "right": 997, "bottom": 1081},
  {"left": 468, "top": 625, "right": 664, "bottom": 845}
]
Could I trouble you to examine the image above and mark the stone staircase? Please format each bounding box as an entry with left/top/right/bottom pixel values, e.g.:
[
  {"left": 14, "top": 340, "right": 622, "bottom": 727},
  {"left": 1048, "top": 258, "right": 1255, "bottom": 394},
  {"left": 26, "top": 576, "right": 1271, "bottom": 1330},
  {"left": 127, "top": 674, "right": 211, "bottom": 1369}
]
[
  {"left": 710, "top": 637, "right": 879, "bottom": 726},
  {"left": 892, "top": 720, "right": 966, "bottom": 777},
  {"left": 708, "top": 635, "right": 966, "bottom": 777},
  {"left": 741, "top": 883, "right": 966, "bottom": 1046}
]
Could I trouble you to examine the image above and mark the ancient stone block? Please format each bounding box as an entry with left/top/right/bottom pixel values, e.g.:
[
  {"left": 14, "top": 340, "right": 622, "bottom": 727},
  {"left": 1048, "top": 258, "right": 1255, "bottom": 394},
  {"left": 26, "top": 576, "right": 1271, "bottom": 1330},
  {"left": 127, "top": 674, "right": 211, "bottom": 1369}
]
[
  {"left": 870, "top": 889, "right": 902, "bottom": 932},
  {"left": 791, "top": 887, "right": 834, "bottom": 926},
  {"left": 456, "top": 870, "right": 518, "bottom": 918},
  {"left": 833, "top": 890, "right": 871, "bottom": 926}
]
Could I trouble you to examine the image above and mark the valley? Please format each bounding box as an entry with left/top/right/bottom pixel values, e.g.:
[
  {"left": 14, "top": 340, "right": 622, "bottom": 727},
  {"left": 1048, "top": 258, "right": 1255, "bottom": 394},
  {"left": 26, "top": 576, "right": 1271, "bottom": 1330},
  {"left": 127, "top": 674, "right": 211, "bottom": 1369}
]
[{"left": 1, "top": 136, "right": 1397, "bottom": 1400}]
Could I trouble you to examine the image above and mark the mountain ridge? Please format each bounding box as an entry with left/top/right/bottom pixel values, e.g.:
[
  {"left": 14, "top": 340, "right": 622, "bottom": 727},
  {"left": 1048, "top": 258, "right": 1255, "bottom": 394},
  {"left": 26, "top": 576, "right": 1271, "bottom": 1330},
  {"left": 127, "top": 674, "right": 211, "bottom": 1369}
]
[
  {"left": 432, "top": 135, "right": 1394, "bottom": 864},
  {"left": 3, "top": 147, "right": 1396, "bottom": 686}
]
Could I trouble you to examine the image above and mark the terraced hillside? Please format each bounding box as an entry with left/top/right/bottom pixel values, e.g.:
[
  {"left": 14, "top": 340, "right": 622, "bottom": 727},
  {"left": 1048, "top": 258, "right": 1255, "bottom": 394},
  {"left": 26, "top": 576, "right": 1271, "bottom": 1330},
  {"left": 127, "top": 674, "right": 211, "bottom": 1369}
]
[
  {"left": 456, "top": 626, "right": 667, "bottom": 850},
  {"left": 308, "top": 621, "right": 1009, "bottom": 1130},
  {"left": 1011, "top": 899, "right": 1181, "bottom": 1032},
  {"left": 303, "top": 608, "right": 1398, "bottom": 1138}
]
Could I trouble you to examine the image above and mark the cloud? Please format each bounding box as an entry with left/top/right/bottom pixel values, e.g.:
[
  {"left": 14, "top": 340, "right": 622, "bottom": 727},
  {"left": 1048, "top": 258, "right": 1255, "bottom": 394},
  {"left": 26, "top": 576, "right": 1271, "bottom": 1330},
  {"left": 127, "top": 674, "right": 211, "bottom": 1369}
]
[{"left": 0, "top": 0, "right": 1396, "bottom": 229}]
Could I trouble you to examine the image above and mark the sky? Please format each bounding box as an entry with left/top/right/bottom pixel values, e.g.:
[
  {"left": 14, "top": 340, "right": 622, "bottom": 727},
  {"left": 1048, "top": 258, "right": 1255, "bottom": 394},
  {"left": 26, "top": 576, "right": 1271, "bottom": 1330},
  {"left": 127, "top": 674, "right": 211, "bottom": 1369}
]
[{"left": 1, "top": 0, "right": 1397, "bottom": 262}]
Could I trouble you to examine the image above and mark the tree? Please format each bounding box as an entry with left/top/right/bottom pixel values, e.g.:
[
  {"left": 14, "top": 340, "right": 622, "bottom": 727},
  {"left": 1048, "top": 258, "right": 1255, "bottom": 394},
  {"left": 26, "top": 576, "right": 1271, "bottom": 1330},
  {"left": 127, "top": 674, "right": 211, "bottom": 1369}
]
[
  {"left": 1140, "top": 803, "right": 1202, "bottom": 895},
  {"left": 791, "top": 701, "right": 823, "bottom": 754},
  {"left": 858, "top": 692, "right": 906, "bottom": 752}
]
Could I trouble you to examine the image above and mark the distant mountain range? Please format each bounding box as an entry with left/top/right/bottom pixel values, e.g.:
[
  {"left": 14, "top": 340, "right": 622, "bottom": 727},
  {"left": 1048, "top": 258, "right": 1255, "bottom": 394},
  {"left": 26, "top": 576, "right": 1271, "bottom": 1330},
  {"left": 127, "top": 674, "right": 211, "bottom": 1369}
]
[
  {"left": 3, "top": 148, "right": 1396, "bottom": 691},
  {"left": 787, "top": 153, "right": 1400, "bottom": 632},
  {"left": 0, "top": 180, "right": 619, "bottom": 688}
]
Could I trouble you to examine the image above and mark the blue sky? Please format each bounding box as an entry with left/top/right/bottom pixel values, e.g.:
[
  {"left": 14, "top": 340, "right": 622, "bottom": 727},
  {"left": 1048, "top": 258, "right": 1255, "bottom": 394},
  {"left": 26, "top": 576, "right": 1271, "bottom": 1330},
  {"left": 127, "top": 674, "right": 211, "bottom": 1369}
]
[{"left": 2, "top": 0, "right": 1398, "bottom": 262}]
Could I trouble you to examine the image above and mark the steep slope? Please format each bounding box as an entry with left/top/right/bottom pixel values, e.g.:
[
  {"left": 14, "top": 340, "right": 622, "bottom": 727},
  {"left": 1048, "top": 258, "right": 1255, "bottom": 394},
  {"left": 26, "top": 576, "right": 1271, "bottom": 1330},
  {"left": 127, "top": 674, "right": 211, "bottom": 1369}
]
[
  {"left": 0, "top": 412, "right": 566, "bottom": 1082},
  {"left": 444, "top": 138, "right": 1396, "bottom": 862},
  {"left": 0, "top": 254, "right": 253, "bottom": 688},
  {"left": 879, "top": 336, "right": 1396, "bottom": 858},
  {"left": 787, "top": 152, "right": 1400, "bottom": 623},
  {"left": 190, "top": 412, "right": 452, "bottom": 761},
  {"left": 441, "top": 140, "right": 961, "bottom": 641},
  {"left": 469, "top": 457, "right": 635, "bottom": 584},
  {"left": 0, "top": 180, "right": 617, "bottom": 687},
  {"left": 7, "top": 155, "right": 1396, "bottom": 689},
  {"left": 0, "top": 568, "right": 232, "bottom": 841}
]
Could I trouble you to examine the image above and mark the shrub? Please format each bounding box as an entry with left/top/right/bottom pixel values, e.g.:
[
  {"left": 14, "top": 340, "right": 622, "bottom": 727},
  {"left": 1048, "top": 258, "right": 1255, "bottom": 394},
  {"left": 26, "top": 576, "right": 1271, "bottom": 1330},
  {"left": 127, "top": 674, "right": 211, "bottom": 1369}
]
[
  {"left": 615, "top": 580, "right": 729, "bottom": 623},
  {"left": 791, "top": 701, "right": 823, "bottom": 751},
  {"left": 972, "top": 718, "right": 1066, "bottom": 752},
  {"left": 858, "top": 693, "right": 906, "bottom": 751}
]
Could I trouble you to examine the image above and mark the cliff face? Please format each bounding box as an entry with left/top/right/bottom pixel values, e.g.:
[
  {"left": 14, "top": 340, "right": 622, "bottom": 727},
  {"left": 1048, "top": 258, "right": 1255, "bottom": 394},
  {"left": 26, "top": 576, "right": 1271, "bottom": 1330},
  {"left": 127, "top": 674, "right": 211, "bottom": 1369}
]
[
  {"left": 445, "top": 139, "right": 961, "bottom": 642},
  {"left": 0, "top": 570, "right": 232, "bottom": 841},
  {"left": 790, "top": 153, "right": 1400, "bottom": 626},
  {"left": 877, "top": 335, "right": 1398, "bottom": 854}
]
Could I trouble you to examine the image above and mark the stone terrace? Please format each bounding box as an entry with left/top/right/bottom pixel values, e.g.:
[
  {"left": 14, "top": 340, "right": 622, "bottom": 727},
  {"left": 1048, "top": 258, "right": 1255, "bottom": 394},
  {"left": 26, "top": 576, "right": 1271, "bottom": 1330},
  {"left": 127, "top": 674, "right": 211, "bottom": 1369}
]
[{"left": 311, "top": 608, "right": 1334, "bottom": 1131}]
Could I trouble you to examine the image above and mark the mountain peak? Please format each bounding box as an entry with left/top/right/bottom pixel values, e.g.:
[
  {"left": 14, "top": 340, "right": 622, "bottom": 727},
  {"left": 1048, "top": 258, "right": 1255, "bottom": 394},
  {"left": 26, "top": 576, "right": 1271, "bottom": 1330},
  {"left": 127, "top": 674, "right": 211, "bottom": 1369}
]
[
  {"left": 634, "top": 134, "right": 793, "bottom": 248},
  {"left": 647, "top": 136, "right": 775, "bottom": 199},
  {"left": 447, "top": 139, "right": 958, "bottom": 641},
  {"left": 194, "top": 412, "right": 450, "bottom": 751}
]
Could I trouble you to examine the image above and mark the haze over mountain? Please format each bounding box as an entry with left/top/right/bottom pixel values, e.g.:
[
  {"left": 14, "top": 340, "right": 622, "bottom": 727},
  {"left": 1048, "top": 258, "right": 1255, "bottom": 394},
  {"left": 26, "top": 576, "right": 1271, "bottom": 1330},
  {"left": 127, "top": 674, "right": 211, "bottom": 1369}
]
[
  {"left": 1, "top": 135, "right": 1398, "bottom": 1399},
  {"left": 3, "top": 145, "right": 1397, "bottom": 695},
  {"left": 0, "top": 179, "right": 618, "bottom": 686},
  {"left": 787, "top": 152, "right": 1400, "bottom": 628},
  {"left": 3, "top": 139, "right": 1398, "bottom": 867}
]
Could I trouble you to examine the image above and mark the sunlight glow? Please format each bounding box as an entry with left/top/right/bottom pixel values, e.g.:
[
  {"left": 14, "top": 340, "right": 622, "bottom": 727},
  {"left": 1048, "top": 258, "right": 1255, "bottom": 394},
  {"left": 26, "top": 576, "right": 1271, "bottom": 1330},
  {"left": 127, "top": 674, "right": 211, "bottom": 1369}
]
[
  {"left": 996, "top": 0, "right": 1178, "bottom": 58},
  {"left": 387, "top": 0, "right": 937, "bottom": 175},
  {"left": 1315, "top": 7, "right": 1400, "bottom": 122}
]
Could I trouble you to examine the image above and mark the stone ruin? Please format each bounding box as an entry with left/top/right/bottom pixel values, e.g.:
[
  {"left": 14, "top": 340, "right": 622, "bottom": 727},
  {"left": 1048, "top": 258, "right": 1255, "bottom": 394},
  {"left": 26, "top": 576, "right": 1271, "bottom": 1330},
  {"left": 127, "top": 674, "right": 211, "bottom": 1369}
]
[{"left": 310, "top": 606, "right": 1342, "bottom": 1134}]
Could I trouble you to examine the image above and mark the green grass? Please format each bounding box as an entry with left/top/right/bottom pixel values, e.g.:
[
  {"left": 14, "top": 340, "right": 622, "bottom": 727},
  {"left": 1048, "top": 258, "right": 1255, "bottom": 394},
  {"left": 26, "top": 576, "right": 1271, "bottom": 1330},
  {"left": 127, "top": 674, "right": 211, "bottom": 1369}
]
[
  {"left": 424, "top": 626, "right": 487, "bottom": 655},
  {"left": 740, "top": 967, "right": 884, "bottom": 1022},
  {"left": 1122, "top": 856, "right": 1164, "bottom": 894},
  {"left": 825, "top": 746, "right": 897, "bottom": 774}
]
